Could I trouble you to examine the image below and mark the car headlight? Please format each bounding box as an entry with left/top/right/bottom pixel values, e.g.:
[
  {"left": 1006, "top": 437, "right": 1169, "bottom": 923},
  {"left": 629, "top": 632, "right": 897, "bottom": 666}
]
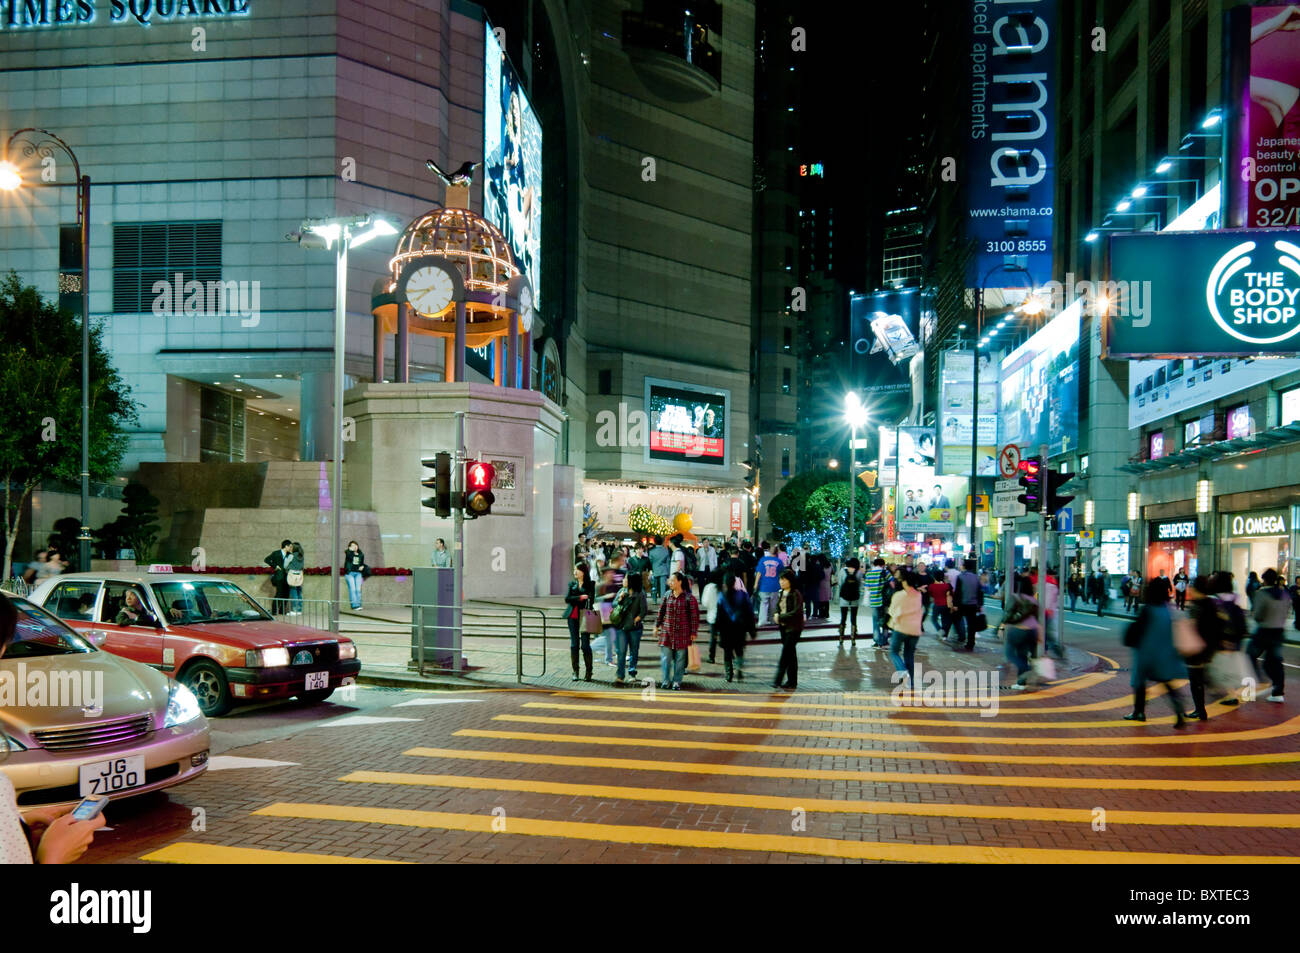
[
  {"left": 164, "top": 681, "right": 202, "bottom": 727},
  {"left": 339, "top": 641, "right": 357, "bottom": 660},
  {"left": 245, "top": 647, "right": 290, "bottom": 668}
]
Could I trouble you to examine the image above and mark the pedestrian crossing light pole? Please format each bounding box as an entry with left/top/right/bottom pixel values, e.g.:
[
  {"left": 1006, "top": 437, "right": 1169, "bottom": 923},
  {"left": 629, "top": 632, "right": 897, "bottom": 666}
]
[{"left": 844, "top": 392, "right": 868, "bottom": 560}]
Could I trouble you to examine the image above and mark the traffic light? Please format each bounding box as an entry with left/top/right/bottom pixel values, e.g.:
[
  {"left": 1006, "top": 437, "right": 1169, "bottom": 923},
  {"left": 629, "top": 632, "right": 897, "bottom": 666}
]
[
  {"left": 1017, "top": 456, "right": 1043, "bottom": 512},
  {"left": 1045, "top": 467, "right": 1075, "bottom": 517},
  {"left": 464, "top": 460, "right": 496, "bottom": 517},
  {"left": 421, "top": 452, "right": 452, "bottom": 517}
]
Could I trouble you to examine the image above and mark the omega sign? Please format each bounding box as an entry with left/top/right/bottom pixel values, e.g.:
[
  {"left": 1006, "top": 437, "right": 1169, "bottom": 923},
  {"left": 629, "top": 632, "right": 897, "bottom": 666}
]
[
  {"left": 1207, "top": 239, "right": 1300, "bottom": 346},
  {"left": 1229, "top": 513, "right": 1288, "bottom": 537},
  {"left": 2, "top": 0, "right": 249, "bottom": 28}
]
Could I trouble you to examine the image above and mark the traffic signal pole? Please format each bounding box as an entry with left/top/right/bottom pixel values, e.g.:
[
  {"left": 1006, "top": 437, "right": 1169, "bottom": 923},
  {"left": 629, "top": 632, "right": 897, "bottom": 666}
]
[
  {"left": 453, "top": 411, "right": 465, "bottom": 672},
  {"left": 1037, "top": 443, "right": 1047, "bottom": 644}
]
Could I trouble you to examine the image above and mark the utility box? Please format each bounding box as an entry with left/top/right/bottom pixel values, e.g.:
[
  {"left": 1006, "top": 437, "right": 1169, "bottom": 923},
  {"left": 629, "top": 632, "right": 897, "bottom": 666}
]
[{"left": 410, "top": 567, "right": 460, "bottom": 671}]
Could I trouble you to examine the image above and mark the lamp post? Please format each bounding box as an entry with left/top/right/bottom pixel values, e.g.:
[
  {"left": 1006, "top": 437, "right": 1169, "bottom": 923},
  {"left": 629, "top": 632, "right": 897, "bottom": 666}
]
[
  {"left": 290, "top": 214, "right": 396, "bottom": 631},
  {"left": 1, "top": 130, "right": 92, "bottom": 572},
  {"left": 971, "top": 262, "right": 1036, "bottom": 562},
  {"left": 845, "top": 392, "right": 868, "bottom": 561}
]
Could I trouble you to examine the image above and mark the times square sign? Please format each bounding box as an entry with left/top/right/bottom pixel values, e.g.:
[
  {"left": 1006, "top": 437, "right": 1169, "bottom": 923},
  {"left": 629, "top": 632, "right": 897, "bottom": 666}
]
[{"left": 1, "top": 0, "right": 249, "bottom": 28}]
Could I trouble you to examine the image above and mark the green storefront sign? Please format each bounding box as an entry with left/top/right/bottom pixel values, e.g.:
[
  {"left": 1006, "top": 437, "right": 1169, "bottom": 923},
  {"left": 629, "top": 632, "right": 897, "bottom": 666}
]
[{"left": 1106, "top": 229, "right": 1300, "bottom": 358}]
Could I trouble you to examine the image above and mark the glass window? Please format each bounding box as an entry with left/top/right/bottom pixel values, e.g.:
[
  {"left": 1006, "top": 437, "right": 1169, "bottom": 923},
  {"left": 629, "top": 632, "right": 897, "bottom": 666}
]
[
  {"left": 101, "top": 583, "right": 159, "bottom": 628},
  {"left": 782, "top": 368, "right": 791, "bottom": 394},
  {"left": 781, "top": 449, "right": 790, "bottom": 478},
  {"left": 151, "top": 580, "right": 270, "bottom": 625},
  {"left": 1282, "top": 387, "right": 1300, "bottom": 426},
  {"left": 1, "top": 599, "right": 94, "bottom": 657},
  {"left": 46, "top": 580, "right": 102, "bottom": 622},
  {"left": 1080, "top": 454, "right": 1089, "bottom": 472}
]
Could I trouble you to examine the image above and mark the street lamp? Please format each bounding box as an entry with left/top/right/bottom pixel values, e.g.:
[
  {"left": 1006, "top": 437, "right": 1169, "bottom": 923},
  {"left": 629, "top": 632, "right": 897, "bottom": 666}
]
[
  {"left": 289, "top": 213, "right": 397, "bottom": 631},
  {"left": 844, "top": 391, "right": 868, "bottom": 559},
  {"left": 971, "top": 262, "right": 1036, "bottom": 561},
  {"left": 1, "top": 129, "right": 92, "bottom": 572}
]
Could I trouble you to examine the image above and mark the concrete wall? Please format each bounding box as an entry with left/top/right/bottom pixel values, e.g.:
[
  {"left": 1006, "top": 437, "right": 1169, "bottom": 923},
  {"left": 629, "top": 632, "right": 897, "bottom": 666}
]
[{"left": 345, "top": 380, "right": 567, "bottom": 597}]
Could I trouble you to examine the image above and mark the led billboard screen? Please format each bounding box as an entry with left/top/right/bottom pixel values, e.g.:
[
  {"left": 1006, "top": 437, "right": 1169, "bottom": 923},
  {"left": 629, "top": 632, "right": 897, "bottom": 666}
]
[
  {"left": 484, "top": 22, "right": 543, "bottom": 308},
  {"left": 644, "top": 378, "right": 728, "bottom": 467},
  {"left": 999, "top": 302, "right": 1080, "bottom": 458}
]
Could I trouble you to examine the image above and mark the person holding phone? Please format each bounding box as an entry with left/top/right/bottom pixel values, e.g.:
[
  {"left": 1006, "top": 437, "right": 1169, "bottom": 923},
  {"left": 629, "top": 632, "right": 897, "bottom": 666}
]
[{"left": 0, "top": 598, "right": 107, "bottom": 864}]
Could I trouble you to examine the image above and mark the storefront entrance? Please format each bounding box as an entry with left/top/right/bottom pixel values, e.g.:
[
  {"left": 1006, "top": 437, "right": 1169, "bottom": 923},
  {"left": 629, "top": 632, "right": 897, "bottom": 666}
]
[
  {"left": 1221, "top": 508, "right": 1293, "bottom": 606},
  {"left": 1147, "top": 518, "right": 1198, "bottom": 581}
]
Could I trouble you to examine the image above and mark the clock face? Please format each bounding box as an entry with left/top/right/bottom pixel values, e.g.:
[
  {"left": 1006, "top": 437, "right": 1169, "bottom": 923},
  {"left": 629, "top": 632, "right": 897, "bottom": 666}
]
[
  {"left": 517, "top": 286, "right": 534, "bottom": 332},
  {"left": 403, "top": 265, "right": 454, "bottom": 316}
]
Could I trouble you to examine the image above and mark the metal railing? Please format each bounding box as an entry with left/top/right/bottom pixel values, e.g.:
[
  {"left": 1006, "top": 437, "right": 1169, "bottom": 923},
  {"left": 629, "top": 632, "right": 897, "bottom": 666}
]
[
  {"left": 256, "top": 597, "right": 548, "bottom": 682},
  {"left": 1, "top": 577, "right": 32, "bottom": 597}
]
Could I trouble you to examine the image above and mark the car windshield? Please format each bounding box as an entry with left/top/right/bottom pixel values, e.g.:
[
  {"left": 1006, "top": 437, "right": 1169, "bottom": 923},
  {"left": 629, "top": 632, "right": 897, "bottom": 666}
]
[
  {"left": 1, "top": 598, "right": 95, "bottom": 657},
  {"left": 151, "top": 580, "right": 272, "bottom": 624}
]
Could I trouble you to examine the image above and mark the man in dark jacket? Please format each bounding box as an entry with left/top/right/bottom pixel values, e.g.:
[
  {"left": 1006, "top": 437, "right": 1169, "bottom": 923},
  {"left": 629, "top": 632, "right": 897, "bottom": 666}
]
[
  {"left": 953, "top": 559, "right": 984, "bottom": 651},
  {"left": 647, "top": 536, "right": 671, "bottom": 602},
  {"left": 1250, "top": 569, "right": 1289, "bottom": 704},
  {"left": 265, "top": 539, "right": 291, "bottom": 614}
]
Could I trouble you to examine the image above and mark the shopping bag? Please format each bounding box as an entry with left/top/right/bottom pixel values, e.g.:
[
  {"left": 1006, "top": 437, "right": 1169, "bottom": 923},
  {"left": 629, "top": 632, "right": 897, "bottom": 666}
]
[
  {"left": 1208, "top": 650, "right": 1252, "bottom": 694},
  {"left": 1031, "top": 655, "right": 1056, "bottom": 680},
  {"left": 1171, "top": 610, "right": 1205, "bottom": 657},
  {"left": 686, "top": 644, "right": 702, "bottom": 672},
  {"left": 581, "top": 609, "right": 603, "bottom": 634}
]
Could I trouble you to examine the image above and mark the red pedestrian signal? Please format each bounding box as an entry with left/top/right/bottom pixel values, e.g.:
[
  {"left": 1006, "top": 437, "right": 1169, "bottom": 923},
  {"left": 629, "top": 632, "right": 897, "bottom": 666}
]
[{"left": 464, "top": 460, "right": 496, "bottom": 517}]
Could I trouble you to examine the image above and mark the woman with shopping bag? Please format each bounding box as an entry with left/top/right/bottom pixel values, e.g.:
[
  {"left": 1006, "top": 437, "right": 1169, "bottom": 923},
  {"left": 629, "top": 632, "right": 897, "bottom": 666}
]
[
  {"left": 1121, "top": 577, "right": 1188, "bottom": 728},
  {"left": 1002, "top": 575, "right": 1040, "bottom": 691},
  {"left": 563, "top": 563, "right": 597, "bottom": 681}
]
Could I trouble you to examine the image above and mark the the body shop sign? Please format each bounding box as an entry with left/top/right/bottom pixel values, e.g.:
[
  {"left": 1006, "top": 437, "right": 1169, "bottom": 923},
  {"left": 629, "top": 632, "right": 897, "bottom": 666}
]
[
  {"left": 2, "top": 0, "right": 249, "bottom": 28},
  {"left": 1107, "top": 230, "right": 1300, "bottom": 357},
  {"left": 1225, "top": 510, "right": 1289, "bottom": 538}
]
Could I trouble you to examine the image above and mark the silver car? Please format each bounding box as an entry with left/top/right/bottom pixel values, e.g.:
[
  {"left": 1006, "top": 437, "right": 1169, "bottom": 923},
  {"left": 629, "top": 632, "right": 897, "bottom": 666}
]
[{"left": 0, "top": 594, "right": 210, "bottom": 809}]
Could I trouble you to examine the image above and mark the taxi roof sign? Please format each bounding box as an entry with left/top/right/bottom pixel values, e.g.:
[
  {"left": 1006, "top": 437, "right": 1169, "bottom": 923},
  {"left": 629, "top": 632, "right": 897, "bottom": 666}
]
[{"left": 147, "top": 564, "right": 174, "bottom": 573}]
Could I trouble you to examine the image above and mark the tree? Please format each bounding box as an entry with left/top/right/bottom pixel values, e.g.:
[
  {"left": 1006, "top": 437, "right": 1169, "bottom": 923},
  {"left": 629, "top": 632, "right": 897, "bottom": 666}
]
[
  {"left": 118, "top": 482, "right": 161, "bottom": 565},
  {"left": 0, "top": 272, "right": 138, "bottom": 580},
  {"left": 767, "top": 467, "right": 840, "bottom": 538},
  {"left": 805, "top": 482, "right": 873, "bottom": 543}
]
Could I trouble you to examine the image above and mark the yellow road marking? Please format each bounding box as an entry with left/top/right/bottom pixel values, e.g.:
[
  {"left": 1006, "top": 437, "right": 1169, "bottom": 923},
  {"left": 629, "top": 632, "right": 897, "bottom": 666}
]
[
  {"left": 455, "top": 727, "right": 1300, "bottom": 767},
  {"left": 543, "top": 677, "right": 1173, "bottom": 716},
  {"left": 252, "top": 802, "right": 1300, "bottom": 863},
  {"left": 520, "top": 700, "right": 1212, "bottom": 729},
  {"left": 547, "top": 670, "right": 1112, "bottom": 706},
  {"left": 405, "top": 745, "right": 1300, "bottom": 792},
  {"left": 341, "top": 769, "right": 1300, "bottom": 828},
  {"left": 494, "top": 712, "right": 1300, "bottom": 746},
  {"left": 140, "top": 842, "right": 410, "bottom": 864}
]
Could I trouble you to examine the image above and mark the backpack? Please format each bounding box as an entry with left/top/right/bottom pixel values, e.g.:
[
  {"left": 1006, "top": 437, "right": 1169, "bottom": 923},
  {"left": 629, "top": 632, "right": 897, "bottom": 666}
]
[
  {"left": 839, "top": 570, "right": 861, "bottom": 602},
  {"left": 683, "top": 546, "right": 699, "bottom": 576}
]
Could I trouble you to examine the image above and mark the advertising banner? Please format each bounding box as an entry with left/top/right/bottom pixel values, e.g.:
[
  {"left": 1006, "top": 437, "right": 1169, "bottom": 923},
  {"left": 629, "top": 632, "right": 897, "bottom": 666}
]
[
  {"left": 964, "top": 0, "right": 1058, "bottom": 287},
  {"left": 851, "top": 290, "right": 919, "bottom": 423},
  {"left": 999, "top": 303, "right": 1080, "bottom": 458},
  {"left": 1128, "top": 355, "right": 1300, "bottom": 429},
  {"left": 939, "top": 349, "right": 999, "bottom": 476},
  {"left": 1226, "top": 5, "right": 1300, "bottom": 230},
  {"left": 897, "top": 475, "right": 969, "bottom": 536},
  {"left": 1107, "top": 230, "right": 1300, "bottom": 358},
  {"left": 878, "top": 426, "right": 936, "bottom": 486}
]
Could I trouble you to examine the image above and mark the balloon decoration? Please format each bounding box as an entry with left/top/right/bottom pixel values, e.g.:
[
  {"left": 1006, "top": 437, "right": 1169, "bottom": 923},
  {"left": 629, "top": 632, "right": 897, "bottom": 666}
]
[
  {"left": 672, "top": 511, "right": 698, "bottom": 541},
  {"left": 628, "top": 504, "right": 673, "bottom": 537}
]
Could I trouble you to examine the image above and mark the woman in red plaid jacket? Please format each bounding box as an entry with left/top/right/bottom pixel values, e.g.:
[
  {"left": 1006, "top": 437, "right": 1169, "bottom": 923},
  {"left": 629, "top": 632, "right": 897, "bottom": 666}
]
[{"left": 656, "top": 572, "right": 699, "bottom": 691}]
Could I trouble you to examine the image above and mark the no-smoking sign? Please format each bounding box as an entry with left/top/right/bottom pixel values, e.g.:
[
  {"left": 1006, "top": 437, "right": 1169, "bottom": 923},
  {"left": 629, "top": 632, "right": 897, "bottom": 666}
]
[{"left": 998, "top": 444, "right": 1022, "bottom": 478}]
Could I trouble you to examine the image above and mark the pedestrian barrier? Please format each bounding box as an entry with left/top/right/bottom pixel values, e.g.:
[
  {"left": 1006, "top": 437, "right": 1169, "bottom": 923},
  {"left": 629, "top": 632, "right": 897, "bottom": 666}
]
[
  {"left": 1, "top": 577, "right": 32, "bottom": 598},
  {"left": 256, "top": 597, "right": 548, "bottom": 682}
]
